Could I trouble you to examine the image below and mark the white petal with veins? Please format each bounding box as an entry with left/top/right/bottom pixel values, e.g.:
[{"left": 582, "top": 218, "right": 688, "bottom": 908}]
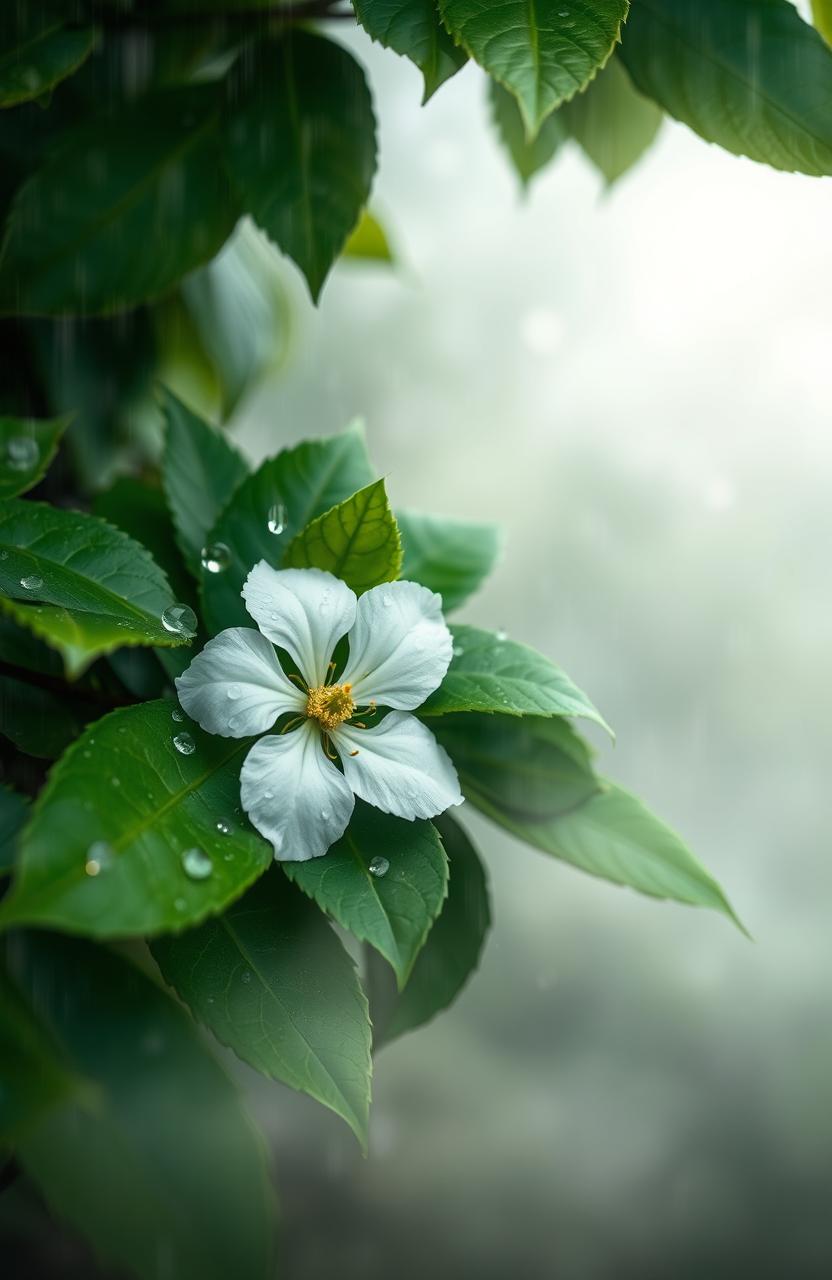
[
  {"left": 335, "top": 712, "right": 462, "bottom": 820},
  {"left": 175, "top": 627, "right": 304, "bottom": 738},
  {"left": 340, "top": 580, "right": 453, "bottom": 710},
  {"left": 242, "top": 563, "right": 356, "bottom": 687}
]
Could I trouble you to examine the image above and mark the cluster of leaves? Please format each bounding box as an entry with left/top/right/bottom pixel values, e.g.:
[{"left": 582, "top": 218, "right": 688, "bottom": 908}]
[{"left": 1, "top": 394, "right": 739, "bottom": 1275}]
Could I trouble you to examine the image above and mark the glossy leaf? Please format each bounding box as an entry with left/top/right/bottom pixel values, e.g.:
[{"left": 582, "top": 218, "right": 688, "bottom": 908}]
[
  {"left": 8, "top": 932, "right": 274, "bottom": 1280},
  {"left": 814, "top": 0, "right": 832, "bottom": 45},
  {"left": 0, "top": 499, "right": 190, "bottom": 676},
  {"left": 0, "top": 783, "right": 26, "bottom": 874},
  {"left": 562, "top": 56, "right": 662, "bottom": 184},
  {"left": 621, "top": 0, "right": 832, "bottom": 175},
  {"left": 92, "top": 476, "right": 196, "bottom": 612},
  {"left": 0, "top": 415, "right": 69, "bottom": 499},
  {"left": 285, "top": 803, "right": 448, "bottom": 988},
  {"left": 490, "top": 79, "right": 567, "bottom": 187},
  {"left": 223, "top": 31, "right": 377, "bottom": 301},
  {"left": 431, "top": 712, "right": 599, "bottom": 820},
  {"left": 152, "top": 871, "right": 372, "bottom": 1148},
  {"left": 420, "top": 624, "right": 612, "bottom": 734},
  {"left": 200, "top": 422, "right": 375, "bottom": 633},
  {"left": 397, "top": 510, "right": 500, "bottom": 611},
  {"left": 370, "top": 812, "right": 491, "bottom": 1047},
  {"left": 0, "top": 673, "right": 91, "bottom": 759},
  {"left": 342, "top": 209, "right": 394, "bottom": 262},
  {"left": 284, "top": 479, "right": 402, "bottom": 594},
  {"left": 440, "top": 0, "right": 628, "bottom": 136},
  {"left": 0, "top": 86, "right": 239, "bottom": 315},
  {"left": 479, "top": 780, "right": 743, "bottom": 927},
  {"left": 0, "top": 701, "right": 272, "bottom": 937},
  {"left": 0, "top": 13, "right": 95, "bottom": 109},
  {"left": 353, "top": 0, "right": 467, "bottom": 100},
  {"left": 161, "top": 388, "right": 249, "bottom": 575}
]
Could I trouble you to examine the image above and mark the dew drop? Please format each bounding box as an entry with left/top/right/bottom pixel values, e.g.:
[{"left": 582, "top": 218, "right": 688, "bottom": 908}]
[
  {"left": 6, "top": 436, "right": 39, "bottom": 472},
  {"left": 171, "top": 708, "right": 184, "bottom": 723},
  {"left": 320, "top": 808, "right": 330, "bottom": 821},
  {"left": 495, "top": 628, "right": 508, "bottom": 643},
  {"left": 227, "top": 715, "right": 241, "bottom": 733},
  {"left": 382, "top": 595, "right": 392, "bottom": 609},
  {"left": 85, "top": 840, "right": 114, "bottom": 876},
  {"left": 241, "top": 969, "right": 253, "bottom": 984},
  {"left": 264, "top": 789, "right": 274, "bottom": 800},
  {"left": 0, "top": 550, "right": 7, "bottom": 560},
  {"left": 181, "top": 847, "right": 212, "bottom": 880},
  {"left": 111, "top": 776, "right": 120, "bottom": 787},
  {"left": 226, "top": 683, "right": 241, "bottom": 700},
  {"left": 200, "top": 542, "right": 231, "bottom": 574},
  {"left": 174, "top": 896, "right": 187, "bottom": 912},
  {"left": 20, "top": 574, "right": 43, "bottom": 591},
  {"left": 453, "top": 643, "right": 465, "bottom": 657},
  {"left": 368, "top": 855, "right": 390, "bottom": 878},
  {"left": 216, "top": 819, "right": 231, "bottom": 835},
  {"left": 173, "top": 731, "right": 196, "bottom": 755},
  {"left": 161, "top": 603, "right": 197, "bottom": 638},
  {"left": 318, "top": 588, "right": 331, "bottom": 613},
  {"left": 267, "top": 502, "right": 287, "bottom": 535}
]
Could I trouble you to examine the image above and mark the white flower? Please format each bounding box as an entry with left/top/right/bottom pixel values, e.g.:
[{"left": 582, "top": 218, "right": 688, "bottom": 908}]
[{"left": 175, "top": 563, "right": 463, "bottom": 861}]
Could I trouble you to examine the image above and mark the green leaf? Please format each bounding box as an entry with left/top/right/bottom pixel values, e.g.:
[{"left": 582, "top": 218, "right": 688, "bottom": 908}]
[
  {"left": 0, "top": 701, "right": 272, "bottom": 937},
  {"left": 0, "top": 783, "right": 26, "bottom": 874},
  {"left": 814, "top": 0, "right": 832, "bottom": 46},
  {"left": 0, "top": 673, "right": 90, "bottom": 759},
  {"left": 479, "top": 780, "right": 744, "bottom": 928},
  {"left": 0, "top": 499, "right": 190, "bottom": 677},
  {"left": 353, "top": 0, "right": 467, "bottom": 101},
  {"left": 440, "top": 0, "right": 629, "bottom": 137},
  {"left": 620, "top": 0, "right": 832, "bottom": 175},
  {"left": 369, "top": 812, "right": 491, "bottom": 1047},
  {"left": 342, "top": 209, "right": 394, "bottom": 262},
  {"left": 490, "top": 78, "right": 567, "bottom": 187},
  {"left": 420, "top": 624, "right": 612, "bottom": 734},
  {"left": 0, "top": 415, "right": 70, "bottom": 498},
  {"left": 200, "top": 422, "right": 375, "bottom": 633},
  {"left": 8, "top": 932, "right": 274, "bottom": 1280},
  {"left": 284, "top": 479, "right": 402, "bottom": 594},
  {"left": 92, "top": 476, "right": 196, "bottom": 612},
  {"left": 285, "top": 802, "right": 448, "bottom": 988},
  {"left": 397, "top": 510, "right": 500, "bottom": 611},
  {"left": 161, "top": 388, "right": 249, "bottom": 576},
  {"left": 432, "top": 712, "right": 600, "bottom": 820},
  {"left": 0, "top": 959, "right": 77, "bottom": 1144},
  {"left": 152, "top": 871, "right": 372, "bottom": 1149},
  {"left": 0, "top": 13, "right": 95, "bottom": 109},
  {"left": 562, "top": 55, "right": 663, "bottom": 184},
  {"left": 223, "top": 31, "right": 377, "bottom": 301},
  {"left": 0, "top": 86, "right": 239, "bottom": 316}
]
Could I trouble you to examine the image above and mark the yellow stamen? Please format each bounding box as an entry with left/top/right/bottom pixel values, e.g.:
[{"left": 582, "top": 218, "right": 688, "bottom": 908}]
[{"left": 306, "top": 682, "right": 355, "bottom": 731}]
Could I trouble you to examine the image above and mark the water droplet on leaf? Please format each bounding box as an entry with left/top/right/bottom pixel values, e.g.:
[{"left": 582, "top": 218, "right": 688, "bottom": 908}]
[
  {"left": 181, "top": 847, "right": 212, "bottom": 880},
  {"left": 200, "top": 542, "right": 231, "bottom": 574},
  {"left": 161, "top": 603, "right": 197, "bottom": 638},
  {"left": 20, "top": 574, "right": 43, "bottom": 591},
  {"left": 241, "top": 969, "right": 253, "bottom": 984},
  {"left": 173, "top": 732, "right": 195, "bottom": 755},
  {"left": 368, "top": 856, "right": 390, "bottom": 878},
  {"left": 216, "top": 819, "right": 231, "bottom": 835},
  {"left": 267, "top": 502, "right": 287, "bottom": 535},
  {"left": 171, "top": 708, "right": 184, "bottom": 722},
  {"left": 85, "top": 840, "right": 114, "bottom": 876},
  {"left": 6, "top": 436, "right": 39, "bottom": 472}
]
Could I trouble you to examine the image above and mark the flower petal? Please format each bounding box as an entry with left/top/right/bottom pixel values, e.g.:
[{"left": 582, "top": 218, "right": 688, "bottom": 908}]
[
  {"left": 240, "top": 721, "right": 355, "bottom": 861},
  {"left": 242, "top": 563, "right": 356, "bottom": 687},
  {"left": 175, "top": 627, "right": 304, "bottom": 738},
  {"left": 340, "top": 580, "right": 454, "bottom": 710},
  {"left": 335, "top": 712, "right": 462, "bottom": 821}
]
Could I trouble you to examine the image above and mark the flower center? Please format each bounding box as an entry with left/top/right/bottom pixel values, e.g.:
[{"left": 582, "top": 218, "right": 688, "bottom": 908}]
[{"left": 305, "top": 682, "right": 355, "bottom": 731}]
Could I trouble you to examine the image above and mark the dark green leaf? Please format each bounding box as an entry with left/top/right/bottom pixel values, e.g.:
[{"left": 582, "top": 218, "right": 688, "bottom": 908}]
[
  {"left": 398, "top": 509, "right": 500, "bottom": 611},
  {"left": 353, "top": 0, "right": 467, "bottom": 100},
  {"left": 285, "top": 802, "right": 448, "bottom": 988},
  {"left": 342, "top": 209, "right": 394, "bottom": 262},
  {"left": 152, "top": 871, "right": 372, "bottom": 1148},
  {"left": 0, "top": 959, "right": 76, "bottom": 1143},
  {"left": 479, "top": 780, "right": 744, "bottom": 928},
  {"left": 562, "top": 55, "right": 663, "bottom": 184},
  {"left": 490, "top": 78, "right": 567, "bottom": 187},
  {"left": 0, "top": 86, "right": 239, "bottom": 316},
  {"left": 161, "top": 388, "right": 249, "bottom": 576},
  {"left": 370, "top": 811, "right": 491, "bottom": 1046},
  {"left": 0, "top": 783, "right": 26, "bottom": 874},
  {"left": 0, "top": 673, "right": 90, "bottom": 759},
  {"left": 223, "top": 31, "right": 377, "bottom": 301},
  {"left": 0, "top": 415, "right": 69, "bottom": 499},
  {"left": 284, "top": 479, "right": 402, "bottom": 594},
  {"left": 0, "top": 14, "right": 95, "bottom": 109},
  {"left": 440, "top": 0, "right": 628, "bottom": 137},
  {"left": 8, "top": 932, "right": 274, "bottom": 1280},
  {"left": 0, "top": 499, "right": 190, "bottom": 677},
  {"left": 200, "top": 422, "right": 375, "bottom": 633},
  {"left": 620, "top": 0, "right": 832, "bottom": 175},
  {"left": 431, "top": 712, "right": 599, "bottom": 820},
  {"left": 420, "top": 624, "right": 612, "bottom": 734},
  {"left": 92, "top": 475, "right": 196, "bottom": 612},
  {"left": 0, "top": 701, "right": 272, "bottom": 937}
]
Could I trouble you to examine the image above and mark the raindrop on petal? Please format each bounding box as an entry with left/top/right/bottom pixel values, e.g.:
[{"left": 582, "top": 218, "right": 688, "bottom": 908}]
[{"left": 226, "top": 683, "right": 241, "bottom": 700}]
